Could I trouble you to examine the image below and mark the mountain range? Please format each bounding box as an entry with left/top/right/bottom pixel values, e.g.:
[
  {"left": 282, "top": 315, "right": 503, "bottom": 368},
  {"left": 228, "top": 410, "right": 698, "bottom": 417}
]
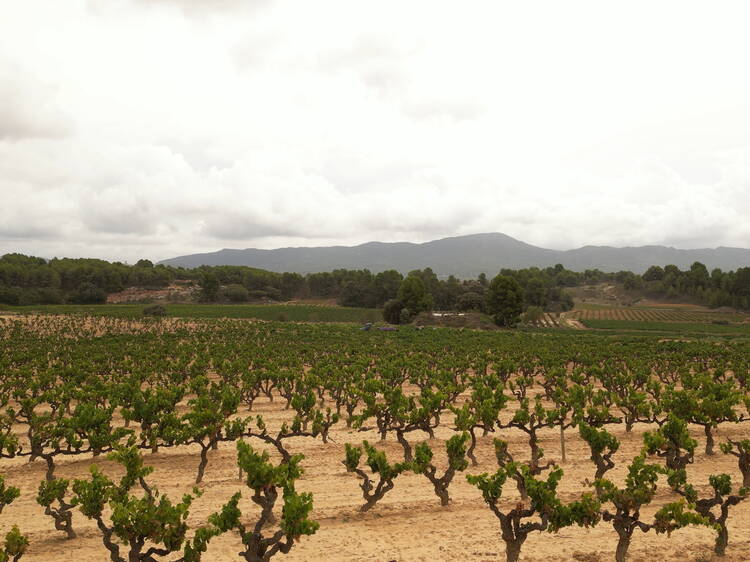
[{"left": 159, "top": 233, "right": 750, "bottom": 277}]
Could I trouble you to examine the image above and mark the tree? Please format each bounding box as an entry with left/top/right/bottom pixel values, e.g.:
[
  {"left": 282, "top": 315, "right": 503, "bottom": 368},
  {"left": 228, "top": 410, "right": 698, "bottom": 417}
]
[
  {"left": 523, "top": 277, "right": 546, "bottom": 308},
  {"left": 69, "top": 282, "right": 107, "bottom": 304},
  {"left": 485, "top": 275, "right": 523, "bottom": 327},
  {"left": 642, "top": 265, "right": 664, "bottom": 282},
  {"left": 456, "top": 291, "right": 484, "bottom": 312},
  {"left": 397, "top": 275, "right": 432, "bottom": 318},
  {"left": 373, "top": 270, "right": 403, "bottom": 306},
  {"left": 198, "top": 272, "right": 220, "bottom": 302}
]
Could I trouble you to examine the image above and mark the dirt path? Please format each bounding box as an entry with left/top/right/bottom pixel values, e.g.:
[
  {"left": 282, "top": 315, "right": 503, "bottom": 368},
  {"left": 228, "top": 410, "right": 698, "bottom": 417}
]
[{"left": 559, "top": 311, "right": 586, "bottom": 330}]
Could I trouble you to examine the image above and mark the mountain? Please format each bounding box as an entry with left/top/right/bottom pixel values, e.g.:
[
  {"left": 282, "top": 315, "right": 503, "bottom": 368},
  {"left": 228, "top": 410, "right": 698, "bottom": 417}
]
[{"left": 158, "top": 233, "right": 750, "bottom": 277}]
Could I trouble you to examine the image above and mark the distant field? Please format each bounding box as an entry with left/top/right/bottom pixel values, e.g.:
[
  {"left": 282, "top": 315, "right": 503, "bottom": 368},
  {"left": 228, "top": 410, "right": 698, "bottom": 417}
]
[
  {"left": 580, "top": 318, "right": 750, "bottom": 335},
  {"left": 0, "top": 303, "right": 379, "bottom": 323},
  {"left": 570, "top": 307, "right": 745, "bottom": 323}
]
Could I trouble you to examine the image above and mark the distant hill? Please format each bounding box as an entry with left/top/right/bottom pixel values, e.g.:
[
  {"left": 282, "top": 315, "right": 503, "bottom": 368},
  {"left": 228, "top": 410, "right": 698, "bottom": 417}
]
[{"left": 159, "top": 233, "right": 750, "bottom": 277}]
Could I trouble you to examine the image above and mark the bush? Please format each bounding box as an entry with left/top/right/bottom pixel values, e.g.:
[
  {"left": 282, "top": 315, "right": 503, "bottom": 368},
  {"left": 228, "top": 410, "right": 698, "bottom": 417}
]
[
  {"left": 457, "top": 291, "right": 484, "bottom": 312},
  {"left": 142, "top": 304, "right": 167, "bottom": 317},
  {"left": 383, "top": 299, "right": 404, "bottom": 324},
  {"left": 523, "top": 306, "right": 544, "bottom": 324},
  {"left": 399, "top": 307, "right": 413, "bottom": 325},
  {"left": 222, "top": 284, "right": 249, "bottom": 303},
  {"left": 248, "top": 286, "right": 282, "bottom": 301}
]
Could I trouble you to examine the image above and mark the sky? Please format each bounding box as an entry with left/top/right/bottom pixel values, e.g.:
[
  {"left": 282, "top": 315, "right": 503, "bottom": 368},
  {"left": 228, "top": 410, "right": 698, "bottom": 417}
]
[{"left": 2, "top": 0, "right": 750, "bottom": 263}]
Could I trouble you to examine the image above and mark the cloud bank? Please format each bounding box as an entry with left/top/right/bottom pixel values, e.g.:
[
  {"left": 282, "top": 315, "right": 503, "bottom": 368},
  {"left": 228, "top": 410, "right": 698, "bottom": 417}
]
[{"left": 1, "top": 1, "right": 750, "bottom": 263}]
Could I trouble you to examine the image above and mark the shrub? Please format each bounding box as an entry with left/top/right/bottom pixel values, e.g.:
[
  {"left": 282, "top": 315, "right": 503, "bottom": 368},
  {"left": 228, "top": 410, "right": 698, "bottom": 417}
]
[
  {"left": 522, "top": 306, "right": 544, "bottom": 324},
  {"left": 457, "top": 291, "right": 484, "bottom": 312},
  {"left": 221, "top": 284, "right": 249, "bottom": 303},
  {"left": 399, "top": 307, "right": 413, "bottom": 325},
  {"left": 382, "top": 299, "right": 404, "bottom": 324},
  {"left": 142, "top": 304, "right": 167, "bottom": 317}
]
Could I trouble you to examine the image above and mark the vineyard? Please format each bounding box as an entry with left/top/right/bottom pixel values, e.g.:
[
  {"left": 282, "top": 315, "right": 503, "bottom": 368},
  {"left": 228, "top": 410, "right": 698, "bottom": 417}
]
[
  {"left": 570, "top": 307, "right": 745, "bottom": 324},
  {"left": 0, "top": 304, "right": 379, "bottom": 323},
  {"left": 0, "top": 315, "right": 749, "bottom": 561}
]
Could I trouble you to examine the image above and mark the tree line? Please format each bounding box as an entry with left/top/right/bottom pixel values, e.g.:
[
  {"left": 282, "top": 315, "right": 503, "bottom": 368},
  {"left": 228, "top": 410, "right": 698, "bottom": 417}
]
[{"left": 2, "top": 252, "right": 749, "bottom": 313}]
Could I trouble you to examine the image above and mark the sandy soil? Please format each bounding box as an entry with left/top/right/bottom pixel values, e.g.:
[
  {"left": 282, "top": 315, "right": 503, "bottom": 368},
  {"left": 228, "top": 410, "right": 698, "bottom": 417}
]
[{"left": 4, "top": 390, "right": 749, "bottom": 562}]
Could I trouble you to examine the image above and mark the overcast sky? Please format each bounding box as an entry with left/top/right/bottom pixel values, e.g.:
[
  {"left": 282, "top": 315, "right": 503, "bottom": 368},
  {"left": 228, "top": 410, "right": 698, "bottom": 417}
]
[{"left": 2, "top": 1, "right": 750, "bottom": 263}]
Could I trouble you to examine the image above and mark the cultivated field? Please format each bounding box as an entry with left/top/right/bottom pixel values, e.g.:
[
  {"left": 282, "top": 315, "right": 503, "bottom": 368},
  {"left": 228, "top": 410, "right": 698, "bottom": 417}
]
[
  {"left": 569, "top": 308, "right": 745, "bottom": 323},
  {"left": 0, "top": 303, "right": 379, "bottom": 323},
  {"left": 0, "top": 315, "right": 748, "bottom": 561}
]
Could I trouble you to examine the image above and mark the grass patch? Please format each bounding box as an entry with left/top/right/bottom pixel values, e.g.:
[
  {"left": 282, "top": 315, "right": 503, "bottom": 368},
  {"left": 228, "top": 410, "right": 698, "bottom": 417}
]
[{"left": 0, "top": 303, "right": 380, "bottom": 323}]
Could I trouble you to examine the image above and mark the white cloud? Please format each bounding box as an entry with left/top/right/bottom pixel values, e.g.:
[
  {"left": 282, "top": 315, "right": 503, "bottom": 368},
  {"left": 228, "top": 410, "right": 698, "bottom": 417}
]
[
  {"left": 1, "top": 0, "right": 750, "bottom": 264},
  {"left": 0, "top": 59, "right": 71, "bottom": 140}
]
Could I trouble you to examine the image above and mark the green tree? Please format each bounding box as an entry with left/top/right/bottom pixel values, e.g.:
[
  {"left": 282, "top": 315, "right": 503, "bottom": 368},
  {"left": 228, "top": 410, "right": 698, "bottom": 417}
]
[
  {"left": 485, "top": 275, "right": 524, "bottom": 327},
  {"left": 642, "top": 265, "right": 664, "bottom": 282},
  {"left": 69, "top": 282, "right": 107, "bottom": 304},
  {"left": 373, "top": 270, "right": 403, "bottom": 306},
  {"left": 397, "top": 276, "right": 432, "bottom": 318},
  {"left": 198, "top": 272, "right": 220, "bottom": 302}
]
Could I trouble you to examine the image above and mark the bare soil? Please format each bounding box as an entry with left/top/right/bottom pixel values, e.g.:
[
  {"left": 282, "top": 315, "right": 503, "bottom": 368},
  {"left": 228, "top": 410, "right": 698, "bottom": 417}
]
[{"left": 5, "top": 392, "right": 749, "bottom": 561}]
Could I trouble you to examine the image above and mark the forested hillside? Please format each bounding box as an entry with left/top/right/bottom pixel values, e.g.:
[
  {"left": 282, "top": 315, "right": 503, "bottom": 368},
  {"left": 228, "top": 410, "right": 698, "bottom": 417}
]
[{"left": 2, "top": 252, "right": 750, "bottom": 312}]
